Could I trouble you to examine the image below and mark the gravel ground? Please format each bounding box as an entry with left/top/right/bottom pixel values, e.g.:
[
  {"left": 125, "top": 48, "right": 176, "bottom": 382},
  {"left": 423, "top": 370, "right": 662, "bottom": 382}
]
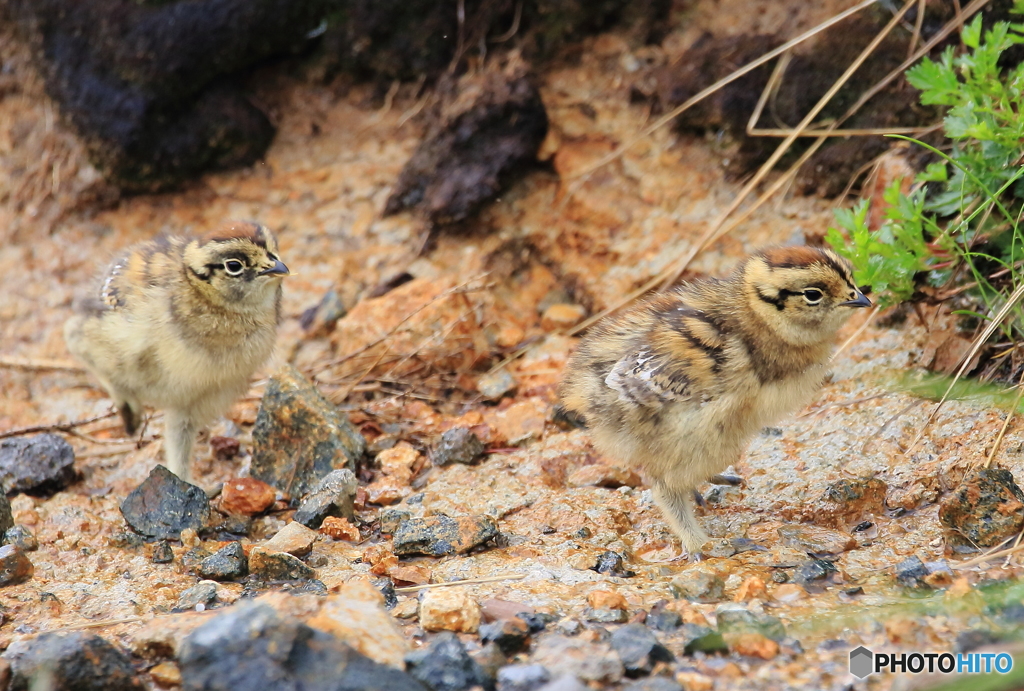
[{"left": 1, "top": 1, "right": 1023, "bottom": 689}]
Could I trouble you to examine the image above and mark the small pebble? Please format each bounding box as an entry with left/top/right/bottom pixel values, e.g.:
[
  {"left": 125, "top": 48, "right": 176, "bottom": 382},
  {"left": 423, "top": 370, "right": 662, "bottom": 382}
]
[
  {"left": 263, "top": 521, "right": 318, "bottom": 557},
  {"left": 591, "top": 551, "right": 635, "bottom": 578},
  {"left": 393, "top": 515, "right": 498, "bottom": 557},
  {"left": 609, "top": 623, "right": 674, "bottom": 676},
  {"left": 584, "top": 607, "right": 628, "bottom": 624},
  {"left": 432, "top": 428, "right": 485, "bottom": 466},
  {"left": 3, "top": 526, "right": 37, "bottom": 552},
  {"left": 419, "top": 588, "right": 481, "bottom": 633},
  {"left": 219, "top": 477, "right": 276, "bottom": 516},
  {"left": 293, "top": 469, "right": 358, "bottom": 529},
  {"left": 477, "top": 369, "right": 517, "bottom": 400},
  {"left": 894, "top": 555, "right": 929, "bottom": 589},
  {"left": 197, "top": 541, "right": 248, "bottom": 581},
  {"left": 480, "top": 617, "right": 531, "bottom": 655},
  {"left": 670, "top": 571, "right": 725, "bottom": 602},
  {"left": 248, "top": 547, "right": 315, "bottom": 582},
  {"left": 151, "top": 541, "right": 174, "bottom": 564},
  {"left": 0, "top": 545, "right": 32, "bottom": 586},
  {"left": 497, "top": 663, "right": 551, "bottom": 691},
  {"left": 792, "top": 559, "right": 837, "bottom": 585},
  {"left": 176, "top": 581, "right": 218, "bottom": 610}
]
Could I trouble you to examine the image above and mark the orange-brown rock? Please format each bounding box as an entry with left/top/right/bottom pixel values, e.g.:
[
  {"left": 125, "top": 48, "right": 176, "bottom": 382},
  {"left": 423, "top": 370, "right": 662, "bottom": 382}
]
[
  {"left": 220, "top": 478, "right": 276, "bottom": 516},
  {"left": 587, "top": 589, "right": 627, "bottom": 611},
  {"left": 319, "top": 516, "right": 360, "bottom": 542}
]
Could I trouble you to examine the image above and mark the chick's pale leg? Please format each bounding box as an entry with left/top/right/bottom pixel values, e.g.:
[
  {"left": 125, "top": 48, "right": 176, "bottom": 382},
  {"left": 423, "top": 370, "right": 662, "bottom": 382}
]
[
  {"left": 162, "top": 410, "right": 196, "bottom": 482},
  {"left": 653, "top": 479, "right": 709, "bottom": 552}
]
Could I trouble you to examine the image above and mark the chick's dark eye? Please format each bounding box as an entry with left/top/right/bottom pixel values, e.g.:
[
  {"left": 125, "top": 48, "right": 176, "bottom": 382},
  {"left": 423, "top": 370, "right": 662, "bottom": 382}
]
[
  {"left": 224, "top": 259, "right": 245, "bottom": 275},
  {"left": 802, "top": 288, "right": 823, "bottom": 304}
]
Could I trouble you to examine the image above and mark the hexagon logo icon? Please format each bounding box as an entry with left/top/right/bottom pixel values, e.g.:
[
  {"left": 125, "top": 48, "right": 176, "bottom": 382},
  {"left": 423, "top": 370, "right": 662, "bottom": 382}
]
[{"left": 850, "top": 646, "right": 874, "bottom": 678}]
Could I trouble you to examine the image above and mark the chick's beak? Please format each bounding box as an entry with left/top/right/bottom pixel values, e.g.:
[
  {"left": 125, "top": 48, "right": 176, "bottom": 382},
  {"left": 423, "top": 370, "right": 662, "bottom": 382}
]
[
  {"left": 839, "top": 291, "right": 872, "bottom": 308},
  {"left": 258, "top": 259, "right": 289, "bottom": 277}
]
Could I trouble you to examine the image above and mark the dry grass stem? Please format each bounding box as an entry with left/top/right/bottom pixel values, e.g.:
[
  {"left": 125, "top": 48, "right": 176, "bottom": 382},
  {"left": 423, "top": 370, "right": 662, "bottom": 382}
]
[
  {"left": 0, "top": 356, "right": 84, "bottom": 372},
  {"left": 562, "top": 0, "right": 882, "bottom": 191},
  {"left": 0, "top": 411, "right": 117, "bottom": 441},
  {"left": 906, "top": 281, "right": 1024, "bottom": 455},
  {"left": 394, "top": 573, "right": 526, "bottom": 592}
]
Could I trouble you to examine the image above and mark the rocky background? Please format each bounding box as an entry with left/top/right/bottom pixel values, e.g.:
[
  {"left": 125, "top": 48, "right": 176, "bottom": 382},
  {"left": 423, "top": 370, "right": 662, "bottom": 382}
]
[{"left": 1, "top": 0, "right": 1023, "bottom": 690}]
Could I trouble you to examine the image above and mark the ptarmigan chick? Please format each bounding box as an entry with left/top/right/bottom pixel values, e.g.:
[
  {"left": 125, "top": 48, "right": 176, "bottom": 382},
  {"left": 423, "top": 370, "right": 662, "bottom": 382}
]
[
  {"left": 65, "top": 221, "right": 289, "bottom": 482},
  {"left": 559, "top": 247, "right": 870, "bottom": 552}
]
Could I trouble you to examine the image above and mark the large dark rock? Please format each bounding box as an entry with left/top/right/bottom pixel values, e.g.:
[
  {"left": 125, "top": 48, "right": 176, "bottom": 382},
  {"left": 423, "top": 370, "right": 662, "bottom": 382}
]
[
  {"left": 4, "top": 632, "right": 143, "bottom": 691},
  {"left": 393, "top": 515, "right": 498, "bottom": 557},
  {"left": 323, "top": 0, "right": 669, "bottom": 82},
  {"left": 3, "top": 0, "right": 328, "bottom": 191},
  {"left": 405, "top": 632, "right": 494, "bottom": 691},
  {"left": 178, "top": 601, "right": 426, "bottom": 691},
  {"left": 0, "top": 434, "right": 76, "bottom": 494},
  {"left": 651, "top": 12, "right": 939, "bottom": 192},
  {"left": 939, "top": 468, "right": 1024, "bottom": 547},
  {"left": 293, "top": 469, "right": 357, "bottom": 529},
  {"left": 384, "top": 54, "right": 548, "bottom": 226},
  {"left": 251, "top": 366, "right": 366, "bottom": 499},
  {"left": 120, "top": 465, "right": 211, "bottom": 540}
]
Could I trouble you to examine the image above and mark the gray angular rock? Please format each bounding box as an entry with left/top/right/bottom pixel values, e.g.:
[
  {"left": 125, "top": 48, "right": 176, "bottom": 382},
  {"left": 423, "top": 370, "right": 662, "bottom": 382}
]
[
  {"left": 480, "top": 618, "right": 530, "bottom": 656},
  {"left": 940, "top": 468, "right": 1024, "bottom": 547},
  {"left": 406, "top": 632, "right": 494, "bottom": 691},
  {"left": 394, "top": 515, "right": 498, "bottom": 557},
  {"left": 432, "top": 428, "right": 485, "bottom": 466},
  {"left": 198, "top": 541, "right": 248, "bottom": 581},
  {"left": 248, "top": 548, "right": 315, "bottom": 582},
  {"left": 894, "top": 556, "right": 929, "bottom": 588},
  {"left": 293, "top": 469, "right": 357, "bottom": 529},
  {"left": 715, "top": 607, "right": 786, "bottom": 641},
  {"left": 120, "top": 465, "right": 210, "bottom": 540},
  {"left": 3, "top": 525, "right": 37, "bottom": 552},
  {"left": 497, "top": 664, "right": 550, "bottom": 691},
  {"left": 669, "top": 571, "right": 724, "bottom": 603},
  {"left": 151, "top": 540, "right": 174, "bottom": 564},
  {"left": 609, "top": 624, "right": 673, "bottom": 677},
  {"left": 792, "top": 559, "right": 838, "bottom": 585},
  {"left": 477, "top": 369, "right": 516, "bottom": 400},
  {"left": 3, "top": 631, "right": 142, "bottom": 691},
  {"left": 0, "top": 434, "right": 76, "bottom": 494},
  {"left": 584, "top": 608, "right": 628, "bottom": 624},
  {"left": 178, "top": 601, "right": 427, "bottom": 691},
  {"left": 531, "top": 635, "right": 623, "bottom": 683},
  {"left": 176, "top": 581, "right": 218, "bottom": 611},
  {"left": 251, "top": 366, "right": 366, "bottom": 499}
]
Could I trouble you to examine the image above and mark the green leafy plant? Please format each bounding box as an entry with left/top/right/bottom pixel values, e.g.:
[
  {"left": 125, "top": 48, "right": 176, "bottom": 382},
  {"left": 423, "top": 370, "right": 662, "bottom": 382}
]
[{"left": 827, "top": 11, "right": 1024, "bottom": 370}]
